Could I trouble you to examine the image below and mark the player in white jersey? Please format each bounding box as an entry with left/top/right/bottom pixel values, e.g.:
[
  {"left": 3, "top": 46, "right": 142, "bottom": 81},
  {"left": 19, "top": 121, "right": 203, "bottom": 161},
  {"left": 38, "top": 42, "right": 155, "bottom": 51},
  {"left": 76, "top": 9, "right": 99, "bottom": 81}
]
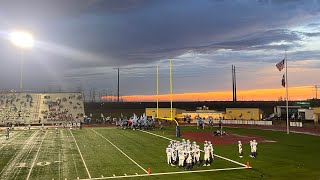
[
  {"left": 185, "top": 147, "right": 193, "bottom": 170},
  {"left": 249, "top": 140, "right": 253, "bottom": 157},
  {"left": 194, "top": 145, "right": 201, "bottom": 166},
  {"left": 192, "top": 141, "right": 197, "bottom": 149},
  {"left": 171, "top": 146, "right": 177, "bottom": 165},
  {"left": 55, "top": 124, "right": 59, "bottom": 134},
  {"left": 252, "top": 139, "right": 258, "bottom": 158},
  {"left": 186, "top": 139, "right": 190, "bottom": 147},
  {"left": 204, "top": 141, "right": 208, "bottom": 147},
  {"left": 169, "top": 140, "right": 173, "bottom": 148},
  {"left": 203, "top": 145, "right": 211, "bottom": 166},
  {"left": 208, "top": 141, "right": 214, "bottom": 162},
  {"left": 238, "top": 141, "right": 243, "bottom": 158},
  {"left": 178, "top": 148, "right": 185, "bottom": 168},
  {"left": 5, "top": 127, "right": 10, "bottom": 140},
  {"left": 166, "top": 145, "right": 172, "bottom": 165},
  {"left": 24, "top": 125, "right": 27, "bottom": 135}
]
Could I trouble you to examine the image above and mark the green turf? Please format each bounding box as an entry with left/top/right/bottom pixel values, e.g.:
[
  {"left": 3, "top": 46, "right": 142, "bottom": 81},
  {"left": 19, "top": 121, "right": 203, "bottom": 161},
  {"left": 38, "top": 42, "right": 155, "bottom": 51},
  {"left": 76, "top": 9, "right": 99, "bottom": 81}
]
[{"left": 0, "top": 126, "right": 319, "bottom": 180}]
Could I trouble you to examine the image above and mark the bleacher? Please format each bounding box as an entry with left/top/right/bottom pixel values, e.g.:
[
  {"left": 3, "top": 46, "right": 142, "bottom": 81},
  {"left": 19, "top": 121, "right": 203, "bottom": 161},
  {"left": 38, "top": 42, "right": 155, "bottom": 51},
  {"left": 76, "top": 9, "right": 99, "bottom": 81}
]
[{"left": 0, "top": 92, "right": 84, "bottom": 125}]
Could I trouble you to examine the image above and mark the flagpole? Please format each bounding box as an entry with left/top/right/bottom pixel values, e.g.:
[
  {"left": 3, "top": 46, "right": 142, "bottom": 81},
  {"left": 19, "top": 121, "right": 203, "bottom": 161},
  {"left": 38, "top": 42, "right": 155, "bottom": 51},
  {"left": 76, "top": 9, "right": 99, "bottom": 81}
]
[{"left": 285, "top": 50, "right": 289, "bottom": 134}]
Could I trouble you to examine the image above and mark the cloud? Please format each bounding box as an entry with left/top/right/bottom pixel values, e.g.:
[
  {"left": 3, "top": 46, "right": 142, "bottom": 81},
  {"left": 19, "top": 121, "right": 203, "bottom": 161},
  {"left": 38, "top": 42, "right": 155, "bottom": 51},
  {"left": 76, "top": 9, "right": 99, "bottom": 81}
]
[{"left": 0, "top": 0, "right": 320, "bottom": 95}]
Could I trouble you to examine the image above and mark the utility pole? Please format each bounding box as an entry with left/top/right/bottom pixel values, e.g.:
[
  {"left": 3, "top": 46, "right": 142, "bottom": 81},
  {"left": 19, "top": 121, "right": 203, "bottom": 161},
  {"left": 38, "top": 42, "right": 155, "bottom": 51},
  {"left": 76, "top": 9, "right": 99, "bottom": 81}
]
[
  {"left": 232, "top": 65, "right": 234, "bottom": 102},
  {"left": 315, "top": 85, "right": 319, "bottom": 99},
  {"left": 112, "top": 66, "right": 154, "bottom": 103},
  {"left": 112, "top": 68, "right": 120, "bottom": 103},
  {"left": 234, "top": 65, "right": 237, "bottom": 102},
  {"left": 232, "top": 65, "right": 237, "bottom": 102},
  {"left": 117, "top": 68, "right": 120, "bottom": 103}
]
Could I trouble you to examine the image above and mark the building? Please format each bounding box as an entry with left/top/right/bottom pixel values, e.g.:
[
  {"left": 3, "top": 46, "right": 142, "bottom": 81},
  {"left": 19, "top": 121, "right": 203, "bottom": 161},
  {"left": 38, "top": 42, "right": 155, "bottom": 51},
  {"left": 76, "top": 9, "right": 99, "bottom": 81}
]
[
  {"left": 225, "top": 108, "right": 263, "bottom": 120},
  {"left": 274, "top": 106, "right": 301, "bottom": 118},
  {"left": 314, "top": 107, "right": 320, "bottom": 124},
  {"left": 298, "top": 108, "right": 314, "bottom": 121},
  {"left": 145, "top": 108, "right": 185, "bottom": 119},
  {"left": 181, "top": 109, "right": 224, "bottom": 120},
  {"left": 145, "top": 107, "right": 225, "bottom": 121}
]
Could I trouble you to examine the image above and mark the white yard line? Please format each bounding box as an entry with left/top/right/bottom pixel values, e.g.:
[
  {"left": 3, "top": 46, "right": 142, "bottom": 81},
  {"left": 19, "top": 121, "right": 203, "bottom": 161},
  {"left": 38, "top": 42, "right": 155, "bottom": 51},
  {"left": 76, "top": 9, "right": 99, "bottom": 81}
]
[
  {"left": 0, "top": 131, "right": 24, "bottom": 151},
  {"left": 225, "top": 126, "right": 320, "bottom": 137},
  {"left": 213, "top": 154, "right": 246, "bottom": 167},
  {"left": 0, "top": 131, "right": 39, "bottom": 179},
  {"left": 91, "top": 129, "right": 148, "bottom": 174},
  {"left": 138, "top": 130, "right": 248, "bottom": 167},
  {"left": 138, "top": 130, "right": 173, "bottom": 141},
  {"left": 69, "top": 129, "right": 92, "bottom": 179},
  {"left": 80, "top": 166, "right": 249, "bottom": 180},
  {"left": 26, "top": 130, "right": 47, "bottom": 180}
]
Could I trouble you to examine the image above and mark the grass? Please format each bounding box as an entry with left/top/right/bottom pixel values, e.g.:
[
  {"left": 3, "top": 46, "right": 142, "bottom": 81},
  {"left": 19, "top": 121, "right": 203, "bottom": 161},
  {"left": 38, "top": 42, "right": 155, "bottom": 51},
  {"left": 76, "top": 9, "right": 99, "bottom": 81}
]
[{"left": 0, "top": 125, "right": 319, "bottom": 180}]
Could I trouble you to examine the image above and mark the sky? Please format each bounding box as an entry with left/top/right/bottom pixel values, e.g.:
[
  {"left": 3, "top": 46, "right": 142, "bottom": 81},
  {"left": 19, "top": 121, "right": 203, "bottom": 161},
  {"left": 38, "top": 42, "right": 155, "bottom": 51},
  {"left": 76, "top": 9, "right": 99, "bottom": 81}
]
[{"left": 0, "top": 0, "right": 320, "bottom": 101}]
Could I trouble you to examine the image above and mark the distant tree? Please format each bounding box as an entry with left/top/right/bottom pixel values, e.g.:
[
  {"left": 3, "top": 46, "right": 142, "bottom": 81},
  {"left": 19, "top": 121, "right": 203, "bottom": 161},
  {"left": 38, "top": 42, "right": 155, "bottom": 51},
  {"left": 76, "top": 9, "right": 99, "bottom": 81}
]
[{"left": 310, "top": 99, "right": 320, "bottom": 107}]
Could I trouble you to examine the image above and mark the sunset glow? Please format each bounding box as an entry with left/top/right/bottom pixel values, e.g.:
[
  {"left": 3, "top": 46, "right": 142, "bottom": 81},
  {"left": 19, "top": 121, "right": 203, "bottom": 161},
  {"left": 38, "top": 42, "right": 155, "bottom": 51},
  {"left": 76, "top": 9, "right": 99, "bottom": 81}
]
[{"left": 103, "top": 86, "right": 316, "bottom": 102}]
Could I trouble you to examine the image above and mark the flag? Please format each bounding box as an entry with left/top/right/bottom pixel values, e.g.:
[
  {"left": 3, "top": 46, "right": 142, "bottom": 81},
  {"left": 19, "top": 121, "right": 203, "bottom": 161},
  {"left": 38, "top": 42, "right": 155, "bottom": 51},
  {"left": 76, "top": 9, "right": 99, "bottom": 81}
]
[
  {"left": 276, "top": 59, "right": 285, "bottom": 71},
  {"left": 282, "top": 74, "right": 286, "bottom": 87}
]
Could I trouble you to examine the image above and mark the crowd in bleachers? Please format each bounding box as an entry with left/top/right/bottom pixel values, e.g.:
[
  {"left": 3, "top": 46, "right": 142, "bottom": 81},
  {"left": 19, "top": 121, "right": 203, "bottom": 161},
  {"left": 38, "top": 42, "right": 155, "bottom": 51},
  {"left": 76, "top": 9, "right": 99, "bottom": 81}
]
[
  {"left": 40, "top": 94, "right": 84, "bottom": 122},
  {"left": 0, "top": 92, "right": 85, "bottom": 124},
  {"left": 0, "top": 92, "right": 36, "bottom": 121}
]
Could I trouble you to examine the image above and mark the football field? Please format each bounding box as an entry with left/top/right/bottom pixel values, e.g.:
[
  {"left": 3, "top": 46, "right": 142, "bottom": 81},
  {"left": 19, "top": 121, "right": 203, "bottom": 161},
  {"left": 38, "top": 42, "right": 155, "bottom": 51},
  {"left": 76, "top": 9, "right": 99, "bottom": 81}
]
[{"left": 0, "top": 126, "right": 319, "bottom": 179}]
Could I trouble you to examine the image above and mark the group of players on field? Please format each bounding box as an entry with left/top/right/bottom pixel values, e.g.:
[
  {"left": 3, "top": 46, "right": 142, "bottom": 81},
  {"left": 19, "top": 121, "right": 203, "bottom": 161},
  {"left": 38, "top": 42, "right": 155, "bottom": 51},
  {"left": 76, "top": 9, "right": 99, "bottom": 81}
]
[
  {"left": 238, "top": 139, "right": 258, "bottom": 158},
  {"left": 166, "top": 139, "right": 258, "bottom": 170},
  {"left": 166, "top": 139, "right": 214, "bottom": 170}
]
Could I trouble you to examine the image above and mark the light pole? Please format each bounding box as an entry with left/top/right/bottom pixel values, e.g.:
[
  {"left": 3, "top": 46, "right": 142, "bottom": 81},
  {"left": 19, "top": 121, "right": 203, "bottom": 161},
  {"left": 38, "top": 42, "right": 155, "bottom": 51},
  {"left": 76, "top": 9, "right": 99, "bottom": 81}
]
[
  {"left": 315, "top": 85, "right": 320, "bottom": 99},
  {"left": 9, "top": 31, "right": 34, "bottom": 92}
]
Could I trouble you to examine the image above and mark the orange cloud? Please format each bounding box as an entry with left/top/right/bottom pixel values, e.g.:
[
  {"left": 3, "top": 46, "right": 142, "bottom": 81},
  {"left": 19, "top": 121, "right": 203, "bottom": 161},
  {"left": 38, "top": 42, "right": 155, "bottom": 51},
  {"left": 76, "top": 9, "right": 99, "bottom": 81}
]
[{"left": 103, "top": 85, "right": 316, "bottom": 102}]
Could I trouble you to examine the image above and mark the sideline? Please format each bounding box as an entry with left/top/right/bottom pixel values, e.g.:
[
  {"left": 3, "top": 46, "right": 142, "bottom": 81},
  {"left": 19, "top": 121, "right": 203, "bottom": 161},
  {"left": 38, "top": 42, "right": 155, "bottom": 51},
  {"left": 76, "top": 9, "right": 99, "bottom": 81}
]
[{"left": 80, "top": 166, "right": 249, "bottom": 180}]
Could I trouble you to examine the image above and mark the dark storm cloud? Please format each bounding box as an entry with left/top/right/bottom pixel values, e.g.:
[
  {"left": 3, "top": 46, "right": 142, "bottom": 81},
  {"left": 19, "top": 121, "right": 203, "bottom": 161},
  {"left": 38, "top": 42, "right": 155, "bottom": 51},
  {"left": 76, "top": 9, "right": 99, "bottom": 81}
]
[
  {"left": 1, "top": 0, "right": 320, "bottom": 92},
  {"left": 301, "top": 32, "right": 320, "bottom": 37},
  {"left": 3, "top": 0, "right": 320, "bottom": 67},
  {"left": 189, "top": 29, "right": 302, "bottom": 54}
]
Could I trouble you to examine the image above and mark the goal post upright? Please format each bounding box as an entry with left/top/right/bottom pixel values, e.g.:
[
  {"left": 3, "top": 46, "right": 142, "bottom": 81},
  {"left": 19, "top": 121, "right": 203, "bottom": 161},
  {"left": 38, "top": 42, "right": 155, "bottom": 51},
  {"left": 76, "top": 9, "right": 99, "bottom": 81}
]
[
  {"left": 156, "top": 60, "right": 180, "bottom": 137},
  {"left": 170, "top": 59, "right": 180, "bottom": 137}
]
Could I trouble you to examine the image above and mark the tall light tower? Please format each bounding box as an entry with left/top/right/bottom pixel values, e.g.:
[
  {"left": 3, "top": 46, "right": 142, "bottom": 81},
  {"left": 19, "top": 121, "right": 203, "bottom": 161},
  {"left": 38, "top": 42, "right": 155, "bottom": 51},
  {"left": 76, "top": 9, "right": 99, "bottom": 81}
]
[
  {"left": 9, "top": 31, "right": 34, "bottom": 92},
  {"left": 112, "top": 68, "right": 120, "bottom": 102}
]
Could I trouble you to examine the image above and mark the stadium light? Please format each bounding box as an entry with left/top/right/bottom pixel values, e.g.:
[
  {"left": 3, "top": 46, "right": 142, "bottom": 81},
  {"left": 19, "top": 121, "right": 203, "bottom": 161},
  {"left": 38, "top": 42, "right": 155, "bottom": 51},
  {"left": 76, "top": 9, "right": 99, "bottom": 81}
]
[
  {"left": 9, "top": 31, "right": 34, "bottom": 92},
  {"left": 9, "top": 31, "right": 34, "bottom": 48}
]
